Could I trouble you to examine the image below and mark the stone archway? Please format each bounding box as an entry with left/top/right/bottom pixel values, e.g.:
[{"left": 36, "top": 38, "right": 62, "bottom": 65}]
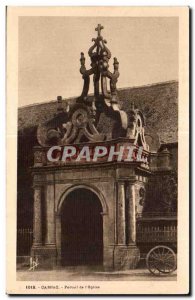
[{"left": 58, "top": 187, "right": 104, "bottom": 266}]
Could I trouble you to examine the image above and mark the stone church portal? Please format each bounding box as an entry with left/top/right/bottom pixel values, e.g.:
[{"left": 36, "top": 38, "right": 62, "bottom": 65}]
[{"left": 29, "top": 24, "right": 176, "bottom": 270}]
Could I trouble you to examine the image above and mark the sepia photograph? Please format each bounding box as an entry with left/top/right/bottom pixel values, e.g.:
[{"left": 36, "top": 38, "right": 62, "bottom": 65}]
[{"left": 6, "top": 6, "right": 189, "bottom": 295}]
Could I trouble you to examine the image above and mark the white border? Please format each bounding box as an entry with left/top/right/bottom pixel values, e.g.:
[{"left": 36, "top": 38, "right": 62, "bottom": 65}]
[{"left": 3, "top": 2, "right": 192, "bottom": 298}]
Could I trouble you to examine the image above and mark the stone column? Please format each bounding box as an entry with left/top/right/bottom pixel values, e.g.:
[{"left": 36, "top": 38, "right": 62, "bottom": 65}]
[
  {"left": 45, "top": 184, "right": 56, "bottom": 246},
  {"left": 126, "top": 183, "right": 136, "bottom": 244},
  {"left": 33, "top": 185, "right": 42, "bottom": 246},
  {"left": 56, "top": 214, "right": 61, "bottom": 265},
  {"left": 117, "top": 182, "right": 126, "bottom": 245}
]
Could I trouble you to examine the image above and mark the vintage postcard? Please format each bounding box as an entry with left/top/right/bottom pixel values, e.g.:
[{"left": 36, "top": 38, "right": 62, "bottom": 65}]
[{"left": 6, "top": 6, "right": 189, "bottom": 295}]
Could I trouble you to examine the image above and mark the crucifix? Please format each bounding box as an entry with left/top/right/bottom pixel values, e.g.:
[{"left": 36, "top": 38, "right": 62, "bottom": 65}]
[{"left": 95, "top": 24, "right": 104, "bottom": 37}]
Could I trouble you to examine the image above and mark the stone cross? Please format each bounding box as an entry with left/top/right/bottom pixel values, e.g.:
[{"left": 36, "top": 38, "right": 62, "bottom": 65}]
[{"left": 95, "top": 24, "right": 104, "bottom": 37}]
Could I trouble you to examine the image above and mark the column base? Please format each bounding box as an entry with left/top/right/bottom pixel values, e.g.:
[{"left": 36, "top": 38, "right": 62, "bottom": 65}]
[
  {"left": 113, "top": 245, "right": 140, "bottom": 270},
  {"left": 31, "top": 245, "right": 57, "bottom": 269},
  {"left": 103, "top": 246, "right": 115, "bottom": 271}
]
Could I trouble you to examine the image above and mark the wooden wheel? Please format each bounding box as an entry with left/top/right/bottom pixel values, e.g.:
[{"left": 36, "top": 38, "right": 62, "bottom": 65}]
[{"left": 146, "top": 246, "right": 176, "bottom": 276}]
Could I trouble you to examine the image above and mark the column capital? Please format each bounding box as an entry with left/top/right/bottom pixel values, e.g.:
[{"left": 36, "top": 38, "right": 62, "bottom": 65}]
[
  {"left": 117, "top": 176, "right": 137, "bottom": 184},
  {"left": 33, "top": 184, "right": 42, "bottom": 189},
  {"left": 117, "top": 180, "right": 125, "bottom": 185}
]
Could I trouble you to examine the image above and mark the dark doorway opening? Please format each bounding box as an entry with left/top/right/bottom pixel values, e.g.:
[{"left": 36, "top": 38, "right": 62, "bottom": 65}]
[{"left": 61, "top": 188, "right": 103, "bottom": 266}]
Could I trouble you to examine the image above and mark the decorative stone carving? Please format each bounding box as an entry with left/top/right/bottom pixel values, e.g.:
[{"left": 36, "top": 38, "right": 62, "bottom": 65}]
[
  {"left": 136, "top": 186, "right": 146, "bottom": 216},
  {"left": 34, "top": 151, "right": 42, "bottom": 163},
  {"left": 79, "top": 25, "right": 119, "bottom": 103},
  {"left": 34, "top": 149, "right": 44, "bottom": 166},
  {"left": 139, "top": 187, "right": 146, "bottom": 206},
  {"left": 37, "top": 102, "right": 105, "bottom": 146},
  {"left": 127, "top": 103, "right": 149, "bottom": 151},
  {"left": 36, "top": 24, "right": 149, "bottom": 151},
  {"left": 78, "top": 24, "right": 128, "bottom": 131},
  {"left": 37, "top": 98, "right": 70, "bottom": 147}
]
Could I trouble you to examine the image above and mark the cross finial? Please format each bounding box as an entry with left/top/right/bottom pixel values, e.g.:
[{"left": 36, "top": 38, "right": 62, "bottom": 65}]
[{"left": 95, "top": 24, "right": 104, "bottom": 37}]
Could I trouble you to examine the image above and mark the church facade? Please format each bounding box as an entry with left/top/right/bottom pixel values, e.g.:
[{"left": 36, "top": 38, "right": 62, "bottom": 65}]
[{"left": 17, "top": 25, "right": 178, "bottom": 271}]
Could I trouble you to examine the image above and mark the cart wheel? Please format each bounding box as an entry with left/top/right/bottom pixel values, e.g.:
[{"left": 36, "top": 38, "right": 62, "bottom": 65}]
[{"left": 146, "top": 246, "right": 176, "bottom": 276}]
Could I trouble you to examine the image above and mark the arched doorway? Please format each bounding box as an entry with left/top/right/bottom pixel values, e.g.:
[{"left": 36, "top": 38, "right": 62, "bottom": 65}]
[{"left": 61, "top": 188, "right": 103, "bottom": 266}]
